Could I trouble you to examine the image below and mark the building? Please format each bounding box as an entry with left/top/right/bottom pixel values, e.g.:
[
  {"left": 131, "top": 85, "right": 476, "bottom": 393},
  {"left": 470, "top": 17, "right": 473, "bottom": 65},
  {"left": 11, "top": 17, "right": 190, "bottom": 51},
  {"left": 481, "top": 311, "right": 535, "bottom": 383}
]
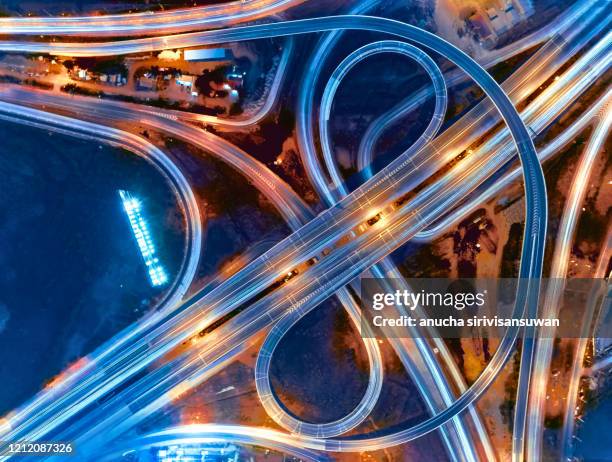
[
  {"left": 156, "top": 443, "right": 239, "bottom": 462},
  {"left": 107, "top": 74, "right": 125, "bottom": 86},
  {"left": 465, "top": 0, "right": 534, "bottom": 48},
  {"left": 468, "top": 12, "right": 497, "bottom": 46},
  {"left": 76, "top": 68, "right": 90, "bottom": 80},
  {"left": 137, "top": 75, "right": 157, "bottom": 91},
  {"left": 176, "top": 74, "right": 196, "bottom": 88},
  {"left": 488, "top": 7, "right": 511, "bottom": 35},
  {"left": 511, "top": 0, "right": 534, "bottom": 17},
  {"left": 184, "top": 48, "right": 233, "bottom": 62},
  {"left": 157, "top": 49, "right": 182, "bottom": 61},
  {"left": 226, "top": 66, "right": 245, "bottom": 89}
]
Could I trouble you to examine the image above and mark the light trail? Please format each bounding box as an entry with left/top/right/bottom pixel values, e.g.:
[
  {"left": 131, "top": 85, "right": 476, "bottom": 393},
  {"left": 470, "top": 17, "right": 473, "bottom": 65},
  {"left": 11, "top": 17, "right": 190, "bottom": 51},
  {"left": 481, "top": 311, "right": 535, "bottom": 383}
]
[
  {"left": 5, "top": 87, "right": 387, "bottom": 452},
  {"left": 0, "top": 87, "right": 313, "bottom": 229},
  {"left": 292, "top": 3, "right": 492, "bottom": 458},
  {"left": 104, "top": 424, "right": 330, "bottom": 462},
  {"left": 0, "top": 13, "right": 548, "bottom": 460},
  {"left": 298, "top": 10, "right": 609, "bottom": 458},
  {"left": 300, "top": 34, "right": 480, "bottom": 461},
  {"left": 356, "top": 0, "right": 603, "bottom": 178},
  {"left": 0, "top": 103, "right": 205, "bottom": 454},
  {"left": 255, "top": 288, "right": 383, "bottom": 439},
  {"left": 561, "top": 224, "right": 612, "bottom": 460},
  {"left": 69, "top": 107, "right": 544, "bottom": 452},
  {"left": 101, "top": 30, "right": 612, "bottom": 452},
  {"left": 413, "top": 23, "right": 611, "bottom": 242},
  {"left": 53, "top": 27, "right": 568, "bottom": 450},
  {"left": 319, "top": 40, "right": 447, "bottom": 194},
  {"left": 0, "top": 12, "right": 391, "bottom": 450},
  {"left": 0, "top": 104, "right": 201, "bottom": 312},
  {"left": 0, "top": 0, "right": 305, "bottom": 36},
  {"left": 525, "top": 100, "right": 611, "bottom": 461},
  {"left": 4, "top": 33, "right": 592, "bottom": 452},
  {"left": 0, "top": 83, "right": 386, "bottom": 454},
  {"left": 511, "top": 35, "right": 611, "bottom": 462}
]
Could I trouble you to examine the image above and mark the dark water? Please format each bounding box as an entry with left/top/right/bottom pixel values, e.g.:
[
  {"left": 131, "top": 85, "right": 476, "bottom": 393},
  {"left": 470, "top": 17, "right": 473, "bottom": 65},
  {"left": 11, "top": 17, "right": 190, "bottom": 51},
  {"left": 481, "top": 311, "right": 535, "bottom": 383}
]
[
  {"left": 0, "top": 120, "right": 184, "bottom": 414},
  {"left": 573, "top": 397, "right": 612, "bottom": 461}
]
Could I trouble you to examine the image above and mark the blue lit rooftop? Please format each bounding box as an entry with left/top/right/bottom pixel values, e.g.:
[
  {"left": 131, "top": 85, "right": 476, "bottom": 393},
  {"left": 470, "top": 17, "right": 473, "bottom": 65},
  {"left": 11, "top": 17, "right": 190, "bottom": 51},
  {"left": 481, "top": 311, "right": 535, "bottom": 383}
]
[{"left": 119, "top": 190, "right": 168, "bottom": 287}]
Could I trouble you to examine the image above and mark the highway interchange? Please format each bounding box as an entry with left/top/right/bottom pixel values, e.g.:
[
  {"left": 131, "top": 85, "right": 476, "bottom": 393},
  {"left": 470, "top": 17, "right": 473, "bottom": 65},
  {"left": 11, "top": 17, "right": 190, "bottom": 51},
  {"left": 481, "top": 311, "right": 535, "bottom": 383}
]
[{"left": 0, "top": 0, "right": 609, "bottom": 460}]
